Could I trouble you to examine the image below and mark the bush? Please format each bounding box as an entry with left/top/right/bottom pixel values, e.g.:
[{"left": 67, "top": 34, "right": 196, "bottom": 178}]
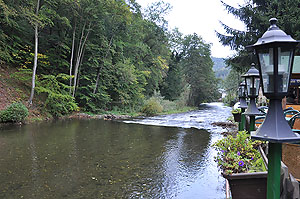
[
  {"left": 36, "top": 74, "right": 79, "bottom": 117},
  {"left": 141, "top": 98, "right": 163, "bottom": 116},
  {"left": 44, "top": 93, "right": 79, "bottom": 117},
  {"left": 0, "top": 102, "right": 29, "bottom": 123}
]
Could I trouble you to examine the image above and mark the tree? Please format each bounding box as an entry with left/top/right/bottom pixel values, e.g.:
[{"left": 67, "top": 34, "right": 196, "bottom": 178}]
[
  {"left": 217, "top": 0, "right": 300, "bottom": 72},
  {"left": 181, "top": 33, "right": 220, "bottom": 106},
  {"left": 28, "top": 0, "right": 40, "bottom": 105},
  {"left": 160, "top": 53, "right": 183, "bottom": 100},
  {"left": 0, "top": 0, "right": 17, "bottom": 63}
]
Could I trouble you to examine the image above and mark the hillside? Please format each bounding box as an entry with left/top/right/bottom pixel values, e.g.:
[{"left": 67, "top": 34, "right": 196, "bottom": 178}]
[
  {"left": 212, "top": 57, "right": 230, "bottom": 79},
  {"left": 0, "top": 66, "right": 20, "bottom": 110},
  {"left": 0, "top": 65, "right": 45, "bottom": 121}
]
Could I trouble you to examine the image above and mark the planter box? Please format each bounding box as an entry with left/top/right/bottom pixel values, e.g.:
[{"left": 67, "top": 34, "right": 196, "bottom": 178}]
[
  {"left": 233, "top": 113, "right": 242, "bottom": 122},
  {"left": 222, "top": 172, "right": 267, "bottom": 199}
]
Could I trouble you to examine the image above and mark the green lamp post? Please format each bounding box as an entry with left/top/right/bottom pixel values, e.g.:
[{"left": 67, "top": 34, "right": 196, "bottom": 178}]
[
  {"left": 238, "top": 81, "right": 248, "bottom": 131},
  {"left": 243, "top": 63, "right": 264, "bottom": 131},
  {"left": 248, "top": 18, "right": 300, "bottom": 199}
]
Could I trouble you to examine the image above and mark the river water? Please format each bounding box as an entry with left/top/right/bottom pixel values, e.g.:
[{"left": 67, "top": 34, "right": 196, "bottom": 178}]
[{"left": 0, "top": 102, "right": 231, "bottom": 198}]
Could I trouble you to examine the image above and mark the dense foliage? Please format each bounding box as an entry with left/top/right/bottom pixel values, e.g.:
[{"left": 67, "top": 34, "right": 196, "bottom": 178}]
[
  {"left": 0, "top": 0, "right": 220, "bottom": 115},
  {"left": 0, "top": 102, "right": 29, "bottom": 122},
  {"left": 217, "top": 0, "right": 300, "bottom": 73},
  {"left": 141, "top": 97, "right": 163, "bottom": 116}
]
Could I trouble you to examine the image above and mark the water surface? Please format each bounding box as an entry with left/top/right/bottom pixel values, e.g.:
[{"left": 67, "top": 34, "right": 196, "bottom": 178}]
[{"left": 0, "top": 102, "right": 231, "bottom": 198}]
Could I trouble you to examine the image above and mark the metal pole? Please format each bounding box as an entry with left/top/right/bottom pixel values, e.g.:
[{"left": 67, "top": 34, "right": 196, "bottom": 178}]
[
  {"left": 240, "top": 108, "right": 246, "bottom": 131},
  {"left": 238, "top": 121, "right": 243, "bottom": 131},
  {"left": 267, "top": 142, "right": 282, "bottom": 199},
  {"left": 249, "top": 115, "right": 255, "bottom": 131}
]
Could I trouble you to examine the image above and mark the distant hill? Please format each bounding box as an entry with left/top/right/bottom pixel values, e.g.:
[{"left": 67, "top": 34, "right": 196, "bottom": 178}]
[{"left": 212, "top": 57, "right": 230, "bottom": 79}]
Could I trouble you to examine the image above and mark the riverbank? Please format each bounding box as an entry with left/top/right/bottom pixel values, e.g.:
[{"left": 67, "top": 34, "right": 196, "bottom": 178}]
[
  {"left": 0, "top": 65, "right": 197, "bottom": 124},
  {"left": 66, "top": 106, "right": 197, "bottom": 121}
]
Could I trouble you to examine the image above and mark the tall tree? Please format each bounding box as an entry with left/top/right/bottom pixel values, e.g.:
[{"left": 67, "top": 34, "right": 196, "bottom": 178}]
[
  {"left": 28, "top": 0, "right": 40, "bottom": 105},
  {"left": 217, "top": 0, "right": 300, "bottom": 72},
  {"left": 160, "top": 53, "right": 183, "bottom": 100},
  {"left": 181, "top": 33, "right": 220, "bottom": 106}
]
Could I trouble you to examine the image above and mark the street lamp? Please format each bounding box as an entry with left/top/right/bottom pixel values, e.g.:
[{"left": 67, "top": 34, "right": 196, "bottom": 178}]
[
  {"left": 242, "top": 63, "right": 264, "bottom": 131},
  {"left": 238, "top": 81, "right": 248, "bottom": 131},
  {"left": 248, "top": 18, "right": 300, "bottom": 199}
]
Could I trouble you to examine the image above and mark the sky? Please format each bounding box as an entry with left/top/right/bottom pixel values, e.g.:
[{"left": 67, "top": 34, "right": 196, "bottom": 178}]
[{"left": 136, "top": 0, "right": 246, "bottom": 58}]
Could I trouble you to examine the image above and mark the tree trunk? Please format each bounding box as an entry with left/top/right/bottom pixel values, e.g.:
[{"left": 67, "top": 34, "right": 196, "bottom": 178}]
[
  {"left": 73, "top": 47, "right": 86, "bottom": 97},
  {"left": 93, "top": 67, "right": 101, "bottom": 94},
  {"left": 28, "top": 0, "right": 40, "bottom": 105},
  {"left": 72, "top": 22, "right": 90, "bottom": 97},
  {"left": 69, "top": 23, "right": 76, "bottom": 95},
  {"left": 93, "top": 35, "right": 114, "bottom": 94},
  {"left": 71, "top": 22, "right": 86, "bottom": 97}
]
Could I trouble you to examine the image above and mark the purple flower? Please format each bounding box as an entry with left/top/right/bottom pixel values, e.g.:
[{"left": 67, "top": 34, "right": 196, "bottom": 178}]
[
  {"left": 251, "top": 157, "right": 254, "bottom": 160},
  {"left": 221, "top": 150, "right": 225, "bottom": 154},
  {"left": 239, "top": 160, "right": 244, "bottom": 167},
  {"left": 237, "top": 151, "right": 241, "bottom": 156}
]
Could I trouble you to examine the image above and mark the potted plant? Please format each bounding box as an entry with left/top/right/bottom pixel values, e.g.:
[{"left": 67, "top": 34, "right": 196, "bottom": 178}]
[
  {"left": 213, "top": 131, "right": 267, "bottom": 199},
  {"left": 232, "top": 108, "right": 242, "bottom": 122}
]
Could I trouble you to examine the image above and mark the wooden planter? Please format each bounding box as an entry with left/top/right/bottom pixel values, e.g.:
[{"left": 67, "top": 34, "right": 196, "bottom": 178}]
[
  {"left": 233, "top": 113, "right": 242, "bottom": 122},
  {"left": 223, "top": 172, "right": 267, "bottom": 199}
]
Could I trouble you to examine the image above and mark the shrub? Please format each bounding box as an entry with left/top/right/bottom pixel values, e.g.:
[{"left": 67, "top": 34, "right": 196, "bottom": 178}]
[
  {"left": 0, "top": 102, "right": 29, "bottom": 123},
  {"left": 44, "top": 93, "right": 79, "bottom": 117},
  {"left": 213, "top": 131, "right": 266, "bottom": 175},
  {"left": 141, "top": 98, "right": 163, "bottom": 116},
  {"left": 36, "top": 74, "right": 79, "bottom": 117}
]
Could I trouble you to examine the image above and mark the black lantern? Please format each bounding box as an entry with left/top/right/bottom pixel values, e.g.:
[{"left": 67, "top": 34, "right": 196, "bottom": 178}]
[
  {"left": 238, "top": 81, "right": 248, "bottom": 109},
  {"left": 243, "top": 63, "right": 264, "bottom": 116},
  {"left": 248, "top": 17, "right": 300, "bottom": 199},
  {"left": 249, "top": 18, "right": 300, "bottom": 142}
]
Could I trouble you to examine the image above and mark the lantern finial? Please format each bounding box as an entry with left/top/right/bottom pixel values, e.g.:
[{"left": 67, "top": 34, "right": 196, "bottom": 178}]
[
  {"left": 269, "top": 18, "right": 277, "bottom": 25},
  {"left": 268, "top": 18, "right": 279, "bottom": 30}
]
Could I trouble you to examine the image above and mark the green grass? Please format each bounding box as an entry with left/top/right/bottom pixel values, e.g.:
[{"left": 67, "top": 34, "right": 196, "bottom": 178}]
[{"left": 160, "top": 106, "right": 197, "bottom": 115}]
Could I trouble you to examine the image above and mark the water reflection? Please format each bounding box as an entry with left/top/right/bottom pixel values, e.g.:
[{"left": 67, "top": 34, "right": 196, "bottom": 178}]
[{"left": 0, "top": 102, "right": 231, "bottom": 198}]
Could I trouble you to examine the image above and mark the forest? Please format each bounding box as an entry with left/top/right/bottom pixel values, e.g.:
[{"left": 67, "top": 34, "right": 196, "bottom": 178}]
[{"left": 0, "top": 0, "right": 220, "bottom": 119}]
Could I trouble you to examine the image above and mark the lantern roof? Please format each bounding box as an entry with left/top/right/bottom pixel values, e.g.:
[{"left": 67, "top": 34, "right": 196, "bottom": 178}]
[
  {"left": 249, "top": 18, "right": 299, "bottom": 48},
  {"left": 242, "top": 63, "right": 259, "bottom": 77}
]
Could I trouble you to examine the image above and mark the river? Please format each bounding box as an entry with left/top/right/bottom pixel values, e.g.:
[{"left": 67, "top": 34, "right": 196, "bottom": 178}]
[{"left": 0, "top": 102, "right": 232, "bottom": 198}]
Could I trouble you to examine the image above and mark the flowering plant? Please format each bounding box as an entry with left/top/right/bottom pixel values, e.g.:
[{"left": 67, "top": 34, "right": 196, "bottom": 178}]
[{"left": 213, "top": 131, "right": 266, "bottom": 175}]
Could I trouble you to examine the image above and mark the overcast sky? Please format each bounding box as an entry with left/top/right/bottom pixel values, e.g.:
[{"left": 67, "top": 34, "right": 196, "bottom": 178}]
[{"left": 136, "top": 0, "right": 246, "bottom": 58}]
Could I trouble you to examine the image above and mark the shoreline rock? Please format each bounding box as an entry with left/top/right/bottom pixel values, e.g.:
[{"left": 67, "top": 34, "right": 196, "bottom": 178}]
[{"left": 211, "top": 121, "right": 237, "bottom": 129}]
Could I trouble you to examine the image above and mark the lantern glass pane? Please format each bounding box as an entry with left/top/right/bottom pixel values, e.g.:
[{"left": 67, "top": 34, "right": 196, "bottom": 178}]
[
  {"left": 259, "top": 48, "right": 274, "bottom": 93},
  {"left": 255, "top": 77, "right": 260, "bottom": 96},
  {"left": 278, "top": 47, "right": 293, "bottom": 93},
  {"left": 241, "top": 86, "right": 245, "bottom": 97},
  {"left": 246, "top": 78, "right": 250, "bottom": 95},
  {"left": 241, "top": 85, "right": 246, "bottom": 97},
  {"left": 238, "top": 87, "right": 242, "bottom": 97}
]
